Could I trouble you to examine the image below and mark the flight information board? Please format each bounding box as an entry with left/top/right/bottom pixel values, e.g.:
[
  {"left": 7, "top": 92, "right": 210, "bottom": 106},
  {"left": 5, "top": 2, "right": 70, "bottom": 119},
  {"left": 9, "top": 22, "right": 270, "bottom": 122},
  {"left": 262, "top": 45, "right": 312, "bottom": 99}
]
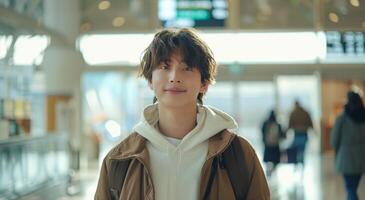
[
  {"left": 326, "top": 31, "right": 365, "bottom": 56},
  {"left": 158, "top": 0, "right": 228, "bottom": 28}
]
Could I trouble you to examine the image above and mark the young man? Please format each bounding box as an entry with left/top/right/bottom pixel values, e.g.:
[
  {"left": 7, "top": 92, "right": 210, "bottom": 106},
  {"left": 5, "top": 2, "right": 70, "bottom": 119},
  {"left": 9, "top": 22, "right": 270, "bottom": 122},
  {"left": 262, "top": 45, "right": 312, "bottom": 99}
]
[{"left": 95, "top": 28, "right": 270, "bottom": 200}]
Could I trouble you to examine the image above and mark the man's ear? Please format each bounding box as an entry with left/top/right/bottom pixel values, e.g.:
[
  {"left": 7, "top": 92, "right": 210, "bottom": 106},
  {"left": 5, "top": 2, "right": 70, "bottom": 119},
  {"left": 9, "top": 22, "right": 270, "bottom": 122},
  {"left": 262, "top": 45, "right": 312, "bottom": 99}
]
[{"left": 200, "top": 81, "right": 209, "bottom": 93}]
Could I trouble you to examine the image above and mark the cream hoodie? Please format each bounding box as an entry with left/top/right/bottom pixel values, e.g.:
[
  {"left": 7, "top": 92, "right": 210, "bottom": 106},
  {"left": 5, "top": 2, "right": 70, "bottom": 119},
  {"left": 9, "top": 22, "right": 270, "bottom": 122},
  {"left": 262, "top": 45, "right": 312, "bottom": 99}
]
[{"left": 133, "top": 104, "right": 238, "bottom": 200}]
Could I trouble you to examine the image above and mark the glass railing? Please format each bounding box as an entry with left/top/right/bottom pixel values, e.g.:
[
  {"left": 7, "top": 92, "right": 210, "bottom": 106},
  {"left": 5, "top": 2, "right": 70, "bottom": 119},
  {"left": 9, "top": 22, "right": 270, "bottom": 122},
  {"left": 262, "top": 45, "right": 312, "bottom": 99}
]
[{"left": 0, "top": 133, "right": 69, "bottom": 199}]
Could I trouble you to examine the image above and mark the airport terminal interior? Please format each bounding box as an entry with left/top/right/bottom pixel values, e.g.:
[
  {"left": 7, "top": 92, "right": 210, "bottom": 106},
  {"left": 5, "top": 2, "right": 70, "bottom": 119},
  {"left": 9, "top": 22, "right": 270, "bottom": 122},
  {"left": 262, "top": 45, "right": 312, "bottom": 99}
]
[{"left": 0, "top": 0, "right": 365, "bottom": 199}]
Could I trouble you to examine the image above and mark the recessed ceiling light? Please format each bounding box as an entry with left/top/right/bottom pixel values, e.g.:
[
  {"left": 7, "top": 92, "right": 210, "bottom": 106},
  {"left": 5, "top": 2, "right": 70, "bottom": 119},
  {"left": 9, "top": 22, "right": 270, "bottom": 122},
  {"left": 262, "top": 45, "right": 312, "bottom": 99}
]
[
  {"left": 112, "top": 17, "right": 125, "bottom": 27},
  {"left": 350, "top": 0, "right": 360, "bottom": 7},
  {"left": 329, "top": 12, "right": 339, "bottom": 23},
  {"left": 98, "top": 1, "right": 111, "bottom": 10}
]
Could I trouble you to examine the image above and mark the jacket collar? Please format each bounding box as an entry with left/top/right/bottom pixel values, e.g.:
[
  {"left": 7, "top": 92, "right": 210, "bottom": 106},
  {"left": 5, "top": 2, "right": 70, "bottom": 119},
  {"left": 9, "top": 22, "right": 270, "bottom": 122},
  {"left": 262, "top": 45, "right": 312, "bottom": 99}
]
[
  {"left": 109, "top": 130, "right": 236, "bottom": 162},
  {"left": 108, "top": 132, "right": 149, "bottom": 160}
]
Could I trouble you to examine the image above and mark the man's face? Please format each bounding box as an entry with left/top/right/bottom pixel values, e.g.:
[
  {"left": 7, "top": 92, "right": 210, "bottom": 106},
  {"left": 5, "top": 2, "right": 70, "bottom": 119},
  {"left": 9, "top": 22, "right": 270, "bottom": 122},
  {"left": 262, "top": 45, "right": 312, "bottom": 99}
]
[{"left": 149, "top": 50, "right": 208, "bottom": 108}]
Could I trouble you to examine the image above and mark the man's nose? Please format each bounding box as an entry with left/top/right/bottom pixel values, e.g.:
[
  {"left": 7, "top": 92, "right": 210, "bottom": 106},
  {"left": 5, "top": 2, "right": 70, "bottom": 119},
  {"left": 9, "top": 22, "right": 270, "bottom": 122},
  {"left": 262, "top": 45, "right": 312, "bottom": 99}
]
[{"left": 169, "top": 68, "right": 182, "bottom": 83}]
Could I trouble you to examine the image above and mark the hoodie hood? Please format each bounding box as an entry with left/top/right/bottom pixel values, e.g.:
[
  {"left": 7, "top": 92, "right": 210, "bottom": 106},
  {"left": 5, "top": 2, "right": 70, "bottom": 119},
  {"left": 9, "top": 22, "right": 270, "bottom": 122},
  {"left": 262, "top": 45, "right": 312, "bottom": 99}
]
[{"left": 133, "top": 103, "right": 238, "bottom": 152}]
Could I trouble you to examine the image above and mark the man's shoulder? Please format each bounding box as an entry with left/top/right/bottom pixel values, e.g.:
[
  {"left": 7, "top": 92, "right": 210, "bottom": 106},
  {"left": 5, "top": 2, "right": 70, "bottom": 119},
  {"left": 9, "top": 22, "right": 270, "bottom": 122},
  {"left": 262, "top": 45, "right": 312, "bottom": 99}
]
[
  {"left": 234, "top": 134, "right": 256, "bottom": 155},
  {"left": 219, "top": 130, "right": 256, "bottom": 154},
  {"left": 220, "top": 130, "right": 259, "bottom": 175},
  {"left": 106, "top": 132, "right": 146, "bottom": 160}
]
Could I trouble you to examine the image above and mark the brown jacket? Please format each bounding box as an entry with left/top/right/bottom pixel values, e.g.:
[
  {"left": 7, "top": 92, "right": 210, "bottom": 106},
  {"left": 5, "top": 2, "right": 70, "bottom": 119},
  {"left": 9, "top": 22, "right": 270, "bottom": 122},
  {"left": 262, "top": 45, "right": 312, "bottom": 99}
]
[
  {"left": 95, "top": 130, "right": 270, "bottom": 200},
  {"left": 288, "top": 106, "right": 313, "bottom": 132}
]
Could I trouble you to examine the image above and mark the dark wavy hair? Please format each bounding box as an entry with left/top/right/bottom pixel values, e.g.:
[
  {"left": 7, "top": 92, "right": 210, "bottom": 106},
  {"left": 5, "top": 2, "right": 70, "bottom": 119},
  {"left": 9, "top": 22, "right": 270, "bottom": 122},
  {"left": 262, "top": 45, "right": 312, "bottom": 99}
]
[
  {"left": 344, "top": 91, "right": 365, "bottom": 123},
  {"left": 138, "top": 28, "right": 217, "bottom": 104}
]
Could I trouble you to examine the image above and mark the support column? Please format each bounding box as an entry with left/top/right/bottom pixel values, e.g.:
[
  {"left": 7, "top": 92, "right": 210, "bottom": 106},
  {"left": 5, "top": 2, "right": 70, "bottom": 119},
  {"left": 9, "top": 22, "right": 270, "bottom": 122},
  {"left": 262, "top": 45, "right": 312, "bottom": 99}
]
[{"left": 42, "top": 0, "right": 84, "bottom": 170}]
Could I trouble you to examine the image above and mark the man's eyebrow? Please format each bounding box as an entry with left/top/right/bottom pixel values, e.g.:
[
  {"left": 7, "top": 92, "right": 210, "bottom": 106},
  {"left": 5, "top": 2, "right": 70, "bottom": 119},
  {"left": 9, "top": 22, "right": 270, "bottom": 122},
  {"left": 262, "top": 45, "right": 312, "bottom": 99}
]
[
  {"left": 160, "top": 58, "right": 188, "bottom": 65},
  {"left": 157, "top": 60, "right": 167, "bottom": 65},
  {"left": 161, "top": 58, "right": 170, "bottom": 63}
]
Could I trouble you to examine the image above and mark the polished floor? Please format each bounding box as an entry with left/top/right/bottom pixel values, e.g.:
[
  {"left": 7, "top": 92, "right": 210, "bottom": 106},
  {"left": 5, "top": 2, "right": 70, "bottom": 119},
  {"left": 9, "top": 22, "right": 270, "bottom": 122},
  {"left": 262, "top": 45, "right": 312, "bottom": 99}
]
[{"left": 19, "top": 130, "right": 365, "bottom": 200}]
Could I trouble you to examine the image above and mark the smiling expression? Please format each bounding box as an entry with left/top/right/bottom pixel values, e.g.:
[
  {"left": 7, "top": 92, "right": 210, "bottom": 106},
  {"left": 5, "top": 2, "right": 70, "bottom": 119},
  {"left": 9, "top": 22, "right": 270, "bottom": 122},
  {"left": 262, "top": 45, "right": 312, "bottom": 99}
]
[{"left": 149, "top": 50, "right": 209, "bottom": 108}]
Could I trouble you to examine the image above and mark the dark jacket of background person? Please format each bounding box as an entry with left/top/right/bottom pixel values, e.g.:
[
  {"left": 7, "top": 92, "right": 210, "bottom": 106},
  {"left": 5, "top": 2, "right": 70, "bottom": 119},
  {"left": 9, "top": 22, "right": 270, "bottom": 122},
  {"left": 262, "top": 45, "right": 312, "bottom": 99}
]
[
  {"left": 261, "top": 111, "right": 284, "bottom": 164},
  {"left": 330, "top": 92, "right": 365, "bottom": 174},
  {"left": 288, "top": 102, "right": 313, "bottom": 133}
]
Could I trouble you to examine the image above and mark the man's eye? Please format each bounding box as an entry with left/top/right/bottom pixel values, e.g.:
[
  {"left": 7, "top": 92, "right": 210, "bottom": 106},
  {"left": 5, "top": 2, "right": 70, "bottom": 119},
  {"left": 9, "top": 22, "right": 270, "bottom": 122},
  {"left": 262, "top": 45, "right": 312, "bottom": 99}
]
[
  {"left": 161, "top": 65, "right": 168, "bottom": 70},
  {"left": 185, "top": 67, "right": 194, "bottom": 71}
]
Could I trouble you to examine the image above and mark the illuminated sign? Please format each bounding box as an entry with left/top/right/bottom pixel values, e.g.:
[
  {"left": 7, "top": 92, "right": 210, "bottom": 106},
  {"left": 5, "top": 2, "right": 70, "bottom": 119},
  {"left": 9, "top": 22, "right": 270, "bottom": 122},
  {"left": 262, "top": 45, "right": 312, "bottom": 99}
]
[
  {"left": 158, "top": 0, "right": 228, "bottom": 28},
  {"left": 324, "top": 31, "right": 365, "bottom": 63},
  {"left": 326, "top": 32, "right": 365, "bottom": 56}
]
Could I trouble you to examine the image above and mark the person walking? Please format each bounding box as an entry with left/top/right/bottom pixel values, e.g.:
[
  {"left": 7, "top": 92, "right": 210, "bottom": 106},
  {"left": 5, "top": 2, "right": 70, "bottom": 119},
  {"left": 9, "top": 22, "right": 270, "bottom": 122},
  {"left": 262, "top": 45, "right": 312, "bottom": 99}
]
[
  {"left": 331, "top": 91, "right": 365, "bottom": 200},
  {"left": 261, "top": 110, "right": 284, "bottom": 176},
  {"left": 288, "top": 100, "right": 313, "bottom": 165}
]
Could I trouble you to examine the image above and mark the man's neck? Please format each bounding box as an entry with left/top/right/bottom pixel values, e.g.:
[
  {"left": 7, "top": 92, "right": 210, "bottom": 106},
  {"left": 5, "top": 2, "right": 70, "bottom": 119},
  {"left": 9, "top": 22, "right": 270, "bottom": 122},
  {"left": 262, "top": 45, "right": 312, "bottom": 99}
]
[{"left": 157, "top": 104, "right": 198, "bottom": 139}]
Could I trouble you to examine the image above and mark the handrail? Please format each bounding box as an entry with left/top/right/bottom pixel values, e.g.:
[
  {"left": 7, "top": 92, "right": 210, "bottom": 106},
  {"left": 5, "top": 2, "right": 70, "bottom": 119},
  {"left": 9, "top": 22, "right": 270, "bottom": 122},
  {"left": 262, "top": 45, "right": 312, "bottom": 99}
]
[
  {"left": 0, "top": 133, "right": 67, "bottom": 146},
  {"left": 0, "top": 132, "right": 70, "bottom": 199}
]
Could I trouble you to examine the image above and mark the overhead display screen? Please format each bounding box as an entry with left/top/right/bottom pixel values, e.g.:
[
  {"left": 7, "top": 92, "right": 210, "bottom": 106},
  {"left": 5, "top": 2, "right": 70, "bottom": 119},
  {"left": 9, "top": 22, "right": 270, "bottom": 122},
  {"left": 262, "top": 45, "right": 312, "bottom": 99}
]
[
  {"left": 158, "top": 0, "right": 228, "bottom": 28},
  {"left": 326, "top": 31, "right": 365, "bottom": 56}
]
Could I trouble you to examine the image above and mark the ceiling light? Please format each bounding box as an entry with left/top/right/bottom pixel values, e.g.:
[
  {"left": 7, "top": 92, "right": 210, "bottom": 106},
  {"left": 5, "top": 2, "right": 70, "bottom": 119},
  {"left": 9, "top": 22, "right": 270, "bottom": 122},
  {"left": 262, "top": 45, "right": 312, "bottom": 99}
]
[
  {"left": 350, "top": 0, "right": 360, "bottom": 7},
  {"left": 98, "top": 1, "right": 111, "bottom": 10},
  {"left": 78, "top": 32, "right": 323, "bottom": 65},
  {"left": 112, "top": 17, "right": 125, "bottom": 27},
  {"left": 329, "top": 13, "right": 339, "bottom": 23}
]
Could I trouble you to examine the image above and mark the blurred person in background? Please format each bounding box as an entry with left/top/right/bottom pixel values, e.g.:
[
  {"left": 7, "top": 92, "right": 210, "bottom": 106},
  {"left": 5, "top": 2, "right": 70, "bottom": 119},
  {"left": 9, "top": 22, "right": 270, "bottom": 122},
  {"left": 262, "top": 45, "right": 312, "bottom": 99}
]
[
  {"left": 331, "top": 91, "right": 365, "bottom": 200},
  {"left": 261, "top": 110, "right": 285, "bottom": 176},
  {"left": 288, "top": 100, "right": 313, "bottom": 166},
  {"left": 94, "top": 28, "right": 270, "bottom": 200}
]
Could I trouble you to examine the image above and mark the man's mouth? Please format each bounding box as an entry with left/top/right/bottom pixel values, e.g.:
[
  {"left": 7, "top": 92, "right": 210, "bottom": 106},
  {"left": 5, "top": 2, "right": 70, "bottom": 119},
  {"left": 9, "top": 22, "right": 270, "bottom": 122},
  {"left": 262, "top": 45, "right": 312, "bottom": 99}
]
[{"left": 164, "top": 87, "right": 187, "bottom": 93}]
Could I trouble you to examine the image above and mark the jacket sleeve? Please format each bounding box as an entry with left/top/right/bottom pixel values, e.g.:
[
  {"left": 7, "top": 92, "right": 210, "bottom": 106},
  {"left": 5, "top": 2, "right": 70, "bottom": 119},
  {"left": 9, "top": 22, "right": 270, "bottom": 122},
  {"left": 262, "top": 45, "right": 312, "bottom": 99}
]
[
  {"left": 306, "top": 112, "right": 314, "bottom": 129},
  {"left": 240, "top": 139, "right": 270, "bottom": 200},
  {"left": 95, "top": 156, "right": 110, "bottom": 200},
  {"left": 330, "top": 114, "right": 344, "bottom": 152}
]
